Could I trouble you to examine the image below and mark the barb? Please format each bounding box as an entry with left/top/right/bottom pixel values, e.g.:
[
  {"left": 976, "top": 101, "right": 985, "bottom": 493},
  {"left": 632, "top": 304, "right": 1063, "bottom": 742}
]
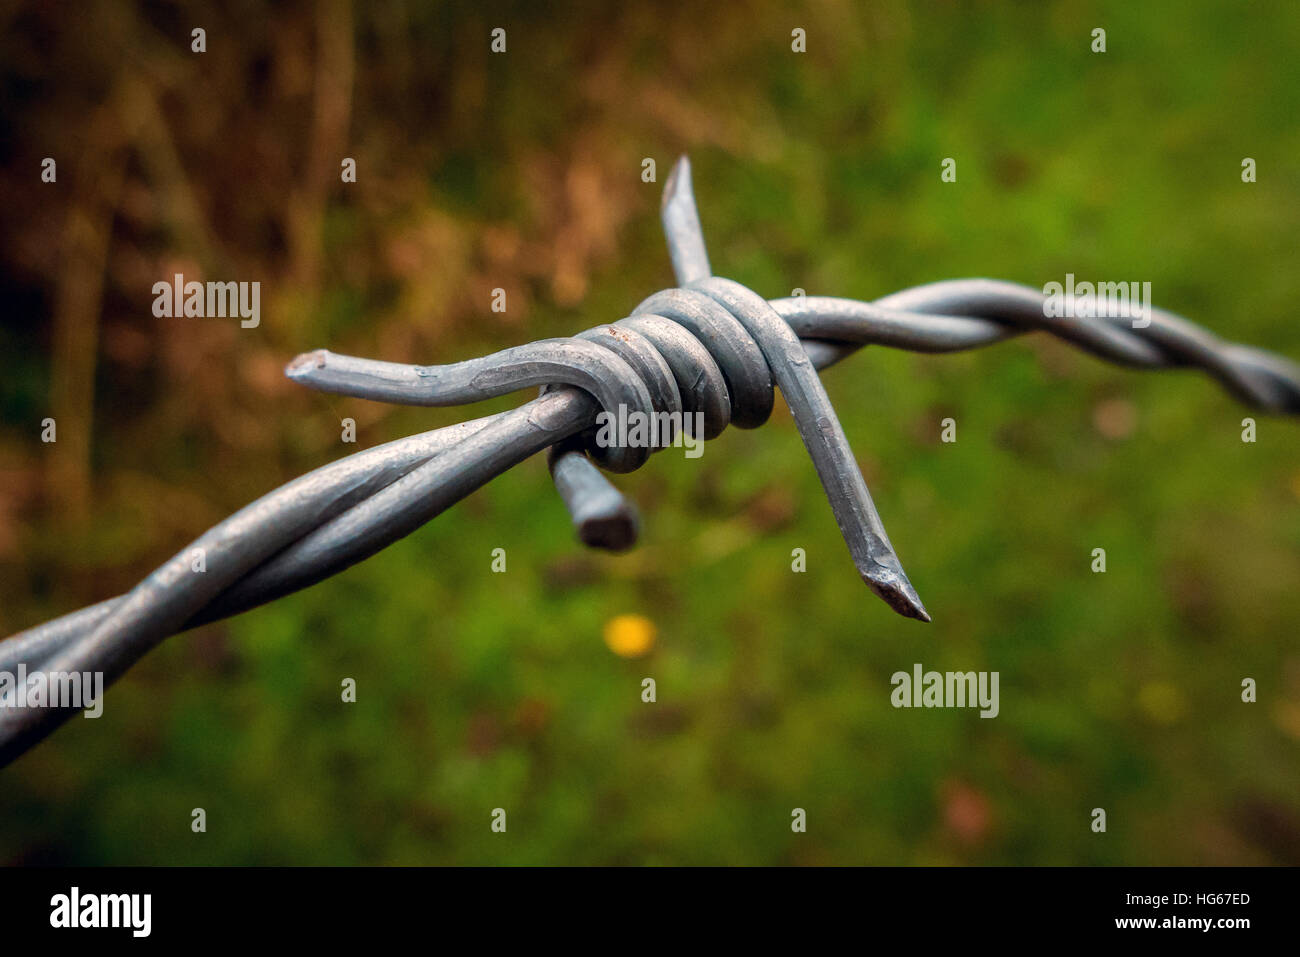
[{"left": 3, "top": 156, "right": 1297, "bottom": 765}]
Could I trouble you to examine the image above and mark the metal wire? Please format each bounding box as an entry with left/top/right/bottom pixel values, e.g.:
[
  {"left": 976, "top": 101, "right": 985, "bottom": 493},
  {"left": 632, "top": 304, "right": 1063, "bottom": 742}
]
[{"left": 2, "top": 156, "right": 1297, "bottom": 765}]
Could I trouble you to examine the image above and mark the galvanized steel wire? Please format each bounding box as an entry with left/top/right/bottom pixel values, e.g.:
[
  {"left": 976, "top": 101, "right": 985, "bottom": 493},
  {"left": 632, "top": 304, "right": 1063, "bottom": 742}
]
[{"left": 3, "top": 156, "right": 1298, "bottom": 765}]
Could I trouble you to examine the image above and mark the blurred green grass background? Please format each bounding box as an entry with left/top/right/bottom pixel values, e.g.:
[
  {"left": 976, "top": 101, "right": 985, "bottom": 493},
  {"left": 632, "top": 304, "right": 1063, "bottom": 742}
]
[{"left": 0, "top": 0, "right": 1297, "bottom": 864}]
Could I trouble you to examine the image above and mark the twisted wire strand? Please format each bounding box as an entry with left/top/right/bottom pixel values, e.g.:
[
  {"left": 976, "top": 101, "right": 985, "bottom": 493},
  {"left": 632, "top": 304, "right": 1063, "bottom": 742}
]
[{"left": 2, "top": 157, "right": 1297, "bottom": 766}]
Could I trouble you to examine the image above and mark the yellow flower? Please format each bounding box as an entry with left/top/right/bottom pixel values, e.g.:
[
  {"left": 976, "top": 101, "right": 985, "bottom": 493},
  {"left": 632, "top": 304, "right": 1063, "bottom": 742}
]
[{"left": 603, "top": 614, "right": 656, "bottom": 658}]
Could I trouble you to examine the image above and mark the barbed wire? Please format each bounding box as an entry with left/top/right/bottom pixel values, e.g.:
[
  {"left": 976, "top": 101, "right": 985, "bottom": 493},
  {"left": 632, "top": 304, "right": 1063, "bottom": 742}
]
[{"left": 3, "top": 156, "right": 1297, "bottom": 765}]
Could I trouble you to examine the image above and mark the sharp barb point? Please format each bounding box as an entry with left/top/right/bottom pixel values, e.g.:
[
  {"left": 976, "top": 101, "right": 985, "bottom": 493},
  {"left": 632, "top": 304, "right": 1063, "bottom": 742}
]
[{"left": 863, "top": 568, "right": 931, "bottom": 623}]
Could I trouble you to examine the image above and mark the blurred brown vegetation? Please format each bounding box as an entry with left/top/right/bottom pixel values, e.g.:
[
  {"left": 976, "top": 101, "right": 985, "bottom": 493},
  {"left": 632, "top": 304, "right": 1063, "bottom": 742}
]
[{"left": 0, "top": 0, "right": 689, "bottom": 617}]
